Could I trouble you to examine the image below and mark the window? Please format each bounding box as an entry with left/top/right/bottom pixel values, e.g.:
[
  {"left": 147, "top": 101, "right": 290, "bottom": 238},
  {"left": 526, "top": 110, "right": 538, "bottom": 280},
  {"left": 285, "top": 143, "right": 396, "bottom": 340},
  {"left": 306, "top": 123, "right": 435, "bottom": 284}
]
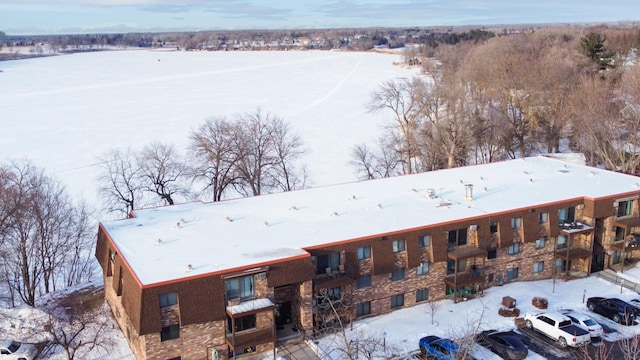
[
  {"left": 558, "top": 207, "right": 575, "bottom": 224},
  {"left": 356, "top": 275, "right": 371, "bottom": 289},
  {"left": 508, "top": 242, "right": 520, "bottom": 255},
  {"left": 107, "top": 250, "right": 114, "bottom": 276},
  {"left": 227, "top": 314, "right": 256, "bottom": 332},
  {"left": 160, "top": 324, "right": 180, "bottom": 342},
  {"left": 557, "top": 234, "right": 567, "bottom": 250},
  {"left": 392, "top": 239, "right": 405, "bottom": 253},
  {"left": 418, "top": 235, "right": 431, "bottom": 248},
  {"left": 328, "top": 287, "right": 341, "bottom": 300},
  {"left": 487, "top": 248, "right": 497, "bottom": 260},
  {"left": 490, "top": 222, "right": 498, "bottom": 233},
  {"left": 538, "top": 212, "right": 548, "bottom": 224},
  {"left": 615, "top": 226, "right": 626, "bottom": 241},
  {"left": 315, "top": 252, "right": 340, "bottom": 274},
  {"left": 506, "top": 267, "right": 519, "bottom": 281},
  {"left": 534, "top": 261, "right": 544, "bottom": 274},
  {"left": 159, "top": 292, "right": 178, "bottom": 308},
  {"left": 225, "top": 275, "right": 254, "bottom": 300},
  {"left": 391, "top": 294, "right": 404, "bottom": 309},
  {"left": 535, "top": 236, "right": 546, "bottom": 249},
  {"left": 356, "top": 302, "right": 371, "bottom": 316},
  {"left": 417, "top": 261, "right": 430, "bottom": 275},
  {"left": 357, "top": 246, "right": 371, "bottom": 260},
  {"left": 391, "top": 267, "right": 405, "bottom": 281},
  {"left": 511, "top": 217, "right": 522, "bottom": 229},
  {"left": 416, "top": 288, "right": 429, "bottom": 302},
  {"left": 447, "top": 228, "right": 468, "bottom": 248},
  {"left": 117, "top": 267, "right": 123, "bottom": 296},
  {"left": 618, "top": 200, "right": 633, "bottom": 217}
]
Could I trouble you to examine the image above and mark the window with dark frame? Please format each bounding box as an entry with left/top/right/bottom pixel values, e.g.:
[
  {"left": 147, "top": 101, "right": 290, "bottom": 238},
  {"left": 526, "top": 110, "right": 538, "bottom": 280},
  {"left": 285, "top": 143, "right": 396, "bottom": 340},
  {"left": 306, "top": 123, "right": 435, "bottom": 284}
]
[
  {"left": 533, "top": 261, "right": 544, "bottom": 274},
  {"left": 617, "top": 200, "right": 633, "bottom": 217},
  {"left": 511, "top": 217, "right": 522, "bottom": 229},
  {"left": 538, "top": 212, "right": 548, "bottom": 224},
  {"left": 418, "top": 234, "right": 431, "bottom": 248},
  {"left": 416, "top": 288, "right": 429, "bottom": 302},
  {"left": 391, "top": 267, "right": 405, "bottom": 281},
  {"left": 487, "top": 248, "right": 497, "bottom": 259},
  {"left": 315, "top": 252, "right": 340, "bottom": 274},
  {"left": 490, "top": 222, "right": 498, "bottom": 233},
  {"left": 160, "top": 324, "right": 180, "bottom": 342},
  {"left": 508, "top": 242, "right": 520, "bottom": 255},
  {"left": 535, "top": 236, "right": 546, "bottom": 249},
  {"left": 391, "top": 294, "right": 404, "bottom": 308},
  {"left": 506, "top": 267, "right": 519, "bottom": 280},
  {"left": 559, "top": 207, "right": 575, "bottom": 224},
  {"left": 416, "top": 261, "right": 430, "bottom": 275},
  {"left": 357, "top": 302, "right": 371, "bottom": 316},
  {"left": 227, "top": 314, "right": 257, "bottom": 332},
  {"left": 225, "top": 275, "right": 254, "bottom": 300},
  {"left": 392, "top": 239, "right": 406, "bottom": 253},
  {"left": 447, "top": 228, "right": 468, "bottom": 248},
  {"left": 557, "top": 234, "right": 568, "bottom": 249},
  {"left": 159, "top": 292, "right": 178, "bottom": 308},
  {"left": 357, "top": 246, "right": 371, "bottom": 260},
  {"left": 356, "top": 275, "right": 371, "bottom": 289}
]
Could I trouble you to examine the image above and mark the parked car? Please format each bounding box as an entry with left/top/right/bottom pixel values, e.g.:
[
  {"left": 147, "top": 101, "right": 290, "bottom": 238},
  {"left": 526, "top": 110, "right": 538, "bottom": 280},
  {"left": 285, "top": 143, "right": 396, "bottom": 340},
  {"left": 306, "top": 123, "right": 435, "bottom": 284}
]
[
  {"left": 587, "top": 297, "right": 637, "bottom": 325},
  {"left": 523, "top": 311, "right": 591, "bottom": 348},
  {"left": 418, "top": 335, "right": 458, "bottom": 360},
  {"left": 0, "top": 340, "right": 37, "bottom": 360},
  {"left": 476, "top": 330, "right": 528, "bottom": 360},
  {"left": 560, "top": 309, "right": 604, "bottom": 338}
]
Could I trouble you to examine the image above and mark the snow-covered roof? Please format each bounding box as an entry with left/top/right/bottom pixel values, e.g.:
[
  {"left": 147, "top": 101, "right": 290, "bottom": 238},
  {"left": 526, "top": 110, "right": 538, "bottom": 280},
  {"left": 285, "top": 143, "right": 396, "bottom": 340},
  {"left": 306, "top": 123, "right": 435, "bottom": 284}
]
[
  {"left": 101, "top": 156, "right": 640, "bottom": 287},
  {"left": 227, "top": 298, "right": 274, "bottom": 315}
]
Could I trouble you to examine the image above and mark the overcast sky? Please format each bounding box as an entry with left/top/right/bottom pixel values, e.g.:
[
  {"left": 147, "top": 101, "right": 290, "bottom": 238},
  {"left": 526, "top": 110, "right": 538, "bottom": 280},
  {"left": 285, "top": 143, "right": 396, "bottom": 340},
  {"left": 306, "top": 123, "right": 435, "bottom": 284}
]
[{"left": 1, "top": 0, "right": 639, "bottom": 36}]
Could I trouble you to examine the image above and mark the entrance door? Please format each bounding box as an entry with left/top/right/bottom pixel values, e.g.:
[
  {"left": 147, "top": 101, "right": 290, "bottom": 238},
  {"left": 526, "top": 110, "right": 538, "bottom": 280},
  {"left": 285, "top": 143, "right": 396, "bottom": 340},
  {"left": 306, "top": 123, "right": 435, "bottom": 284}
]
[{"left": 275, "top": 301, "right": 291, "bottom": 327}]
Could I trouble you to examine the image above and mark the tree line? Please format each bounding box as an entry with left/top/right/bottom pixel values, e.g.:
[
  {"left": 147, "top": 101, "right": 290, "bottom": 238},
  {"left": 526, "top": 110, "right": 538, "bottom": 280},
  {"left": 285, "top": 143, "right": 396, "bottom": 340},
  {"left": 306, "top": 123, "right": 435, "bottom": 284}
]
[{"left": 352, "top": 25, "right": 640, "bottom": 179}]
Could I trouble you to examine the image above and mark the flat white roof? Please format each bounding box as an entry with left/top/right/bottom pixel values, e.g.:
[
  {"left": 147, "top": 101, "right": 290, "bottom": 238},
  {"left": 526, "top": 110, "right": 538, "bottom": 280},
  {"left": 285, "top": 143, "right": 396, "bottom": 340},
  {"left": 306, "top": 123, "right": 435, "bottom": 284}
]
[{"left": 101, "top": 156, "right": 640, "bottom": 286}]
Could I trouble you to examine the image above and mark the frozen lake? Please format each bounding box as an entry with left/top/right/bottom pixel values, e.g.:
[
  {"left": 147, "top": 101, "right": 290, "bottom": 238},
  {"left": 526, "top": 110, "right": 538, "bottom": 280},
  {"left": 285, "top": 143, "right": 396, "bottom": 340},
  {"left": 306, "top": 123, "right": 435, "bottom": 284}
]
[{"left": 0, "top": 49, "right": 416, "bottom": 206}]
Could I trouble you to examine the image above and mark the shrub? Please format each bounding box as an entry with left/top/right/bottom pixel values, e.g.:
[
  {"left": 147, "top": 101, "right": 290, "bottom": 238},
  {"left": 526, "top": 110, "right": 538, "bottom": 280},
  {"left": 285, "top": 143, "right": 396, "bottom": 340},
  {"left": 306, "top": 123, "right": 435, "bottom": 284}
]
[{"left": 532, "top": 297, "right": 548, "bottom": 309}]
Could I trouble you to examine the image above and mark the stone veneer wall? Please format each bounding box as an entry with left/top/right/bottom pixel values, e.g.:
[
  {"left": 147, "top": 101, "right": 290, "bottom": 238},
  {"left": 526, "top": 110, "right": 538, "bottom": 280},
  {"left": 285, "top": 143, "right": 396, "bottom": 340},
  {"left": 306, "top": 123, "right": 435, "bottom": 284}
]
[
  {"left": 298, "top": 281, "right": 314, "bottom": 337},
  {"left": 104, "top": 274, "right": 146, "bottom": 360},
  {"left": 144, "top": 319, "right": 226, "bottom": 360}
]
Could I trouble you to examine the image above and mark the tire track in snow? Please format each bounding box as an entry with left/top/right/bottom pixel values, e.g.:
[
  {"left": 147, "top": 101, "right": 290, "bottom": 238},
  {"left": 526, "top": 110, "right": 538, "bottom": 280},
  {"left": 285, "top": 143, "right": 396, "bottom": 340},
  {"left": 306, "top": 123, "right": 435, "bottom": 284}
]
[{"left": 286, "top": 53, "right": 363, "bottom": 118}]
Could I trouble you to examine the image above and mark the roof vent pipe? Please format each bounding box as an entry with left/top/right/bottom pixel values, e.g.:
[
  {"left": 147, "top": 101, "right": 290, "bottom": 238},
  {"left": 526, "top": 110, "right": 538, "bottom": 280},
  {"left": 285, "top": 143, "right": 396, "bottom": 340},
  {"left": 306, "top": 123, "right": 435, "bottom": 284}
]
[{"left": 464, "top": 184, "right": 474, "bottom": 201}]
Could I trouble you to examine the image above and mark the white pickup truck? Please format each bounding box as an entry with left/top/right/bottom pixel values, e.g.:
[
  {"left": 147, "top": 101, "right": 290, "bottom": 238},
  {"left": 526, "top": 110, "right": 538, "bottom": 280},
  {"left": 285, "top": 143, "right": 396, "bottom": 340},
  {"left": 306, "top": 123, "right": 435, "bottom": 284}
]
[{"left": 523, "top": 311, "right": 591, "bottom": 348}]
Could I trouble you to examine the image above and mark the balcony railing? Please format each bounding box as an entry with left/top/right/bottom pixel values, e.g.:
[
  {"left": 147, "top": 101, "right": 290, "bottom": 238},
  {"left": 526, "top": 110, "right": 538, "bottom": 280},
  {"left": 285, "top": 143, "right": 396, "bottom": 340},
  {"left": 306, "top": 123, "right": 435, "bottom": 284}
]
[{"left": 444, "top": 266, "right": 484, "bottom": 288}]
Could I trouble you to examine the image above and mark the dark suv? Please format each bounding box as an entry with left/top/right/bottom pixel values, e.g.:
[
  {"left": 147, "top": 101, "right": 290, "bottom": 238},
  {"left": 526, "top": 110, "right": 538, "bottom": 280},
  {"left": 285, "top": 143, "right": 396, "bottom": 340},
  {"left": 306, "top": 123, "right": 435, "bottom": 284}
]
[{"left": 586, "top": 297, "right": 637, "bottom": 325}]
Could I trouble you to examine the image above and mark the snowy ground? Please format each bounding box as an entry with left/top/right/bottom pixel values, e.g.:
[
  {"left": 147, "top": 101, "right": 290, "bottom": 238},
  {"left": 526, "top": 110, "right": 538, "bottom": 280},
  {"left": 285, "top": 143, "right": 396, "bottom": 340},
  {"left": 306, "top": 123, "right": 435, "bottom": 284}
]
[{"left": 316, "top": 266, "right": 640, "bottom": 360}]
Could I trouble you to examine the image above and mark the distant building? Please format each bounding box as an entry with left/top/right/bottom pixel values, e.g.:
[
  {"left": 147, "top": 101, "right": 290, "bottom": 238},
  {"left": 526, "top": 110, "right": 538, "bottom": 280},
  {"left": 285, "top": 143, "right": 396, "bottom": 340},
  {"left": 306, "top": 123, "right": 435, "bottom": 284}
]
[{"left": 96, "top": 156, "right": 640, "bottom": 360}]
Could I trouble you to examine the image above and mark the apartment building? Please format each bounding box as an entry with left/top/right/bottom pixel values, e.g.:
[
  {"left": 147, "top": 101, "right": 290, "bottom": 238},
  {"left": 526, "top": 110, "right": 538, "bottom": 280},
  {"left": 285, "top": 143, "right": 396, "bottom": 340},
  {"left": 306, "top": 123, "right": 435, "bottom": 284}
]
[{"left": 95, "top": 156, "right": 640, "bottom": 360}]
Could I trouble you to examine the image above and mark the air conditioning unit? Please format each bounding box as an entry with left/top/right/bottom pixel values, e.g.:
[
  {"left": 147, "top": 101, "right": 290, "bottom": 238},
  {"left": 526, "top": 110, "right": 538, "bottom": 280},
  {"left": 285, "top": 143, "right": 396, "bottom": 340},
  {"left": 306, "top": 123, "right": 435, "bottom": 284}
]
[
  {"left": 257, "top": 272, "right": 267, "bottom": 280},
  {"left": 469, "top": 224, "right": 478, "bottom": 231}
]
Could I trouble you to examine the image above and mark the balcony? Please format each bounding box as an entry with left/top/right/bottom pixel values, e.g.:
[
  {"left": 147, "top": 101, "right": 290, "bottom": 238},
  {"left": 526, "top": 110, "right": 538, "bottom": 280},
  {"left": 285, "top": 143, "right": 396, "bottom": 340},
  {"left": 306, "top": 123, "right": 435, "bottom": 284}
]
[
  {"left": 226, "top": 327, "right": 275, "bottom": 350},
  {"left": 444, "top": 265, "right": 485, "bottom": 288},
  {"left": 314, "top": 265, "right": 354, "bottom": 289}
]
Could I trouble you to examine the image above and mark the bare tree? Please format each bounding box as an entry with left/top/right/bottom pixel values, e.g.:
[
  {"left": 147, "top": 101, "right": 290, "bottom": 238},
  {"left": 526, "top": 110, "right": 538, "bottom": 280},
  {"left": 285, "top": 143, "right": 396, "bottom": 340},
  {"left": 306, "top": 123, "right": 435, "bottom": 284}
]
[
  {"left": 189, "top": 116, "right": 240, "bottom": 202},
  {"left": 0, "top": 160, "right": 94, "bottom": 307},
  {"left": 426, "top": 298, "right": 440, "bottom": 325},
  {"left": 41, "top": 287, "right": 115, "bottom": 360},
  {"left": 314, "top": 289, "right": 398, "bottom": 360},
  {"left": 137, "top": 142, "right": 190, "bottom": 206},
  {"left": 368, "top": 77, "right": 428, "bottom": 174},
  {"left": 266, "top": 116, "right": 308, "bottom": 192},
  {"left": 350, "top": 135, "right": 402, "bottom": 180},
  {"left": 96, "top": 148, "right": 144, "bottom": 216}
]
